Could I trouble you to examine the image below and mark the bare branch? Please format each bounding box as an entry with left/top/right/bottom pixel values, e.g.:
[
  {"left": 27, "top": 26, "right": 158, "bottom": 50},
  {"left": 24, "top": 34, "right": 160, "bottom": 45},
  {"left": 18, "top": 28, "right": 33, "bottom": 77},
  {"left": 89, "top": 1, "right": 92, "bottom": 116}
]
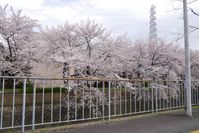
[
  {"left": 175, "top": 25, "right": 199, "bottom": 41},
  {"left": 188, "top": 0, "right": 198, "bottom": 4},
  {"left": 190, "top": 8, "right": 199, "bottom": 16}
]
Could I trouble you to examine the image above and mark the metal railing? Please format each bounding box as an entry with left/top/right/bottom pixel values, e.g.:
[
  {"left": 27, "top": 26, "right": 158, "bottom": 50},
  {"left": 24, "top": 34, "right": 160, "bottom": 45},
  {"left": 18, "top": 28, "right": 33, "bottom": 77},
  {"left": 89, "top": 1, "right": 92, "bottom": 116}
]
[{"left": 0, "top": 76, "right": 199, "bottom": 132}]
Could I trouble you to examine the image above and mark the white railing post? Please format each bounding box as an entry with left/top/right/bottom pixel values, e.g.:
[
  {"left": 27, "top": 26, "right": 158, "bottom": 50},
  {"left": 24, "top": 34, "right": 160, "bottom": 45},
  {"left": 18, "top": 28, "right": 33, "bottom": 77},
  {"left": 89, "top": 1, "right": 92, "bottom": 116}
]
[
  {"left": 12, "top": 78, "right": 16, "bottom": 127},
  {"left": 67, "top": 80, "right": 70, "bottom": 121},
  {"left": 96, "top": 81, "right": 99, "bottom": 117},
  {"left": 114, "top": 84, "right": 116, "bottom": 116},
  {"left": 197, "top": 82, "right": 199, "bottom": 105},
  {"left": 42, "top": 80, "right": 45, "bottom": 124},
  {"left": 139, "top": 82, "right": 141, "bottom": 112},
  {"left": 143, "top": 81, "right": 146, "bottom": 112},
  {"left": 82, "top": 82, "right": 85, "bottom": 120},
  {"left": 125, "top": 85, "right": 127, "bottom": 114},
  {"left": 151, "top": 86, "right": 154, "bottom": 113},
  {"left": 120, "top": 83, "right": 122, "bottom": 114},
  {"left": 108, "top": 81, "right": 111, "bottom": 120},
  {"left": 130, "top": 84, "right": 132, "bottom": 113},
  {"left": 102, "top": 81, "right": 105, "bottom": 120},
  {"left": 89, "top": 81, "right": 91, "bottom": 118},
  {"left": 32, "top": 79, "right": 36, "bottom": 131},
  {"left": 51, "top": 81, "right": 54, "bottom": 123},
  {"left": 0, "top": 78, "right": 5, "bottom": 129},
  {"left": 147, "top": 81, "right": 150, "bottom": 111},
  {"left": 75, "top": 87, "right": 77, "bottom": 120},
  {"left": 155, "top": 81, "right": 158, "bottom": 112},
  {"left": 135, "top": 88, "right": 137, "bottom": 113},
  {"left": 22, "top": 78, "right": 27, "bottom": 132},
  {"left": 59, "top": 79, "right": 62, "bottom": 122}
]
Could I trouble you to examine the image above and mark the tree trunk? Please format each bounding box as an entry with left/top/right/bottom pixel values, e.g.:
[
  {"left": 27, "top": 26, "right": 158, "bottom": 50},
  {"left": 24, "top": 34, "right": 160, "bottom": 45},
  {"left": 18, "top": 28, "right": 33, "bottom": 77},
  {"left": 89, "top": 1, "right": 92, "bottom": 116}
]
[{"left": 63, "top": 62, "right": 69, "bottom": 87}]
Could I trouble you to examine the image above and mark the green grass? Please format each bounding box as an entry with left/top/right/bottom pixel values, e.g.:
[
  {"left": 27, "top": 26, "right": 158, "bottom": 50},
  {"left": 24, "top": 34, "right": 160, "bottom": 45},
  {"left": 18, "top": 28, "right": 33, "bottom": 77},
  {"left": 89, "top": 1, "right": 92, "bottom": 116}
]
[
  {"left": 19, "top": 87, "right": 66, "bottom": 93},
  {"left": 193, "top": 106, "right": 199, "bottom": 109},
  {"left": 3, "top": 87, "right": 66, "bottom": 94}
]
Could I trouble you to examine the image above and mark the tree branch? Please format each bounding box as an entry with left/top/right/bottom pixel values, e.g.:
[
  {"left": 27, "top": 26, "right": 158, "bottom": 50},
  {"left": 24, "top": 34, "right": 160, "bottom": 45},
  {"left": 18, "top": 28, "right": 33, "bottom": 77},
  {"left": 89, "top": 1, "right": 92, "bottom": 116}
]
[
  {"left": 188, "top": 0, "right": 198, "bottom": 4},
  {"left": 190, "top": 8, "right": 199, "bottom": 16}
]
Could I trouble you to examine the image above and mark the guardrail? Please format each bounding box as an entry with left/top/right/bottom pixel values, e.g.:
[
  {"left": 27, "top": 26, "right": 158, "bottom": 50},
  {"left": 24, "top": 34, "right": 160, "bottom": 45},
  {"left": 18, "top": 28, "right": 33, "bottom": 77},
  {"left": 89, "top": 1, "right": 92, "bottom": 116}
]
[{"left": 0, "top": 76, "right": 199, "bottom": 132}]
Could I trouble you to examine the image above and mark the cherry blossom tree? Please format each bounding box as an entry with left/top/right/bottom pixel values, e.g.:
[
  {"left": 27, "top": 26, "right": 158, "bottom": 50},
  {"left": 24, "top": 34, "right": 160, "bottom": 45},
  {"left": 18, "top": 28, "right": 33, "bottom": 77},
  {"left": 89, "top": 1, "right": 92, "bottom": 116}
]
[
  {"left": 0, "top": 5, "right": 38, "bottom": 76},
  {"left": 41, "top": 20, "right": 112, "bottom": 117},
  {"left": 130, "top": 39, "right": 184, "bottom": 81},
  {"left": 190, "top": 50, "right": 199, "bottom": 79}
]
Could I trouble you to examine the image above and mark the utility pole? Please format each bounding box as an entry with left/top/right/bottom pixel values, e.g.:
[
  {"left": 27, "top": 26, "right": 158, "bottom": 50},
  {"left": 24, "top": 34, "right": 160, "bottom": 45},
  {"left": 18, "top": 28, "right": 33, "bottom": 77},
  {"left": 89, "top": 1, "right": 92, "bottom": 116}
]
[
  {"left": 183, "top": 0, "right": 192, "bottom": 117},
  {"left": 149, "top": 5, "right": 157, "bottom": 42}
]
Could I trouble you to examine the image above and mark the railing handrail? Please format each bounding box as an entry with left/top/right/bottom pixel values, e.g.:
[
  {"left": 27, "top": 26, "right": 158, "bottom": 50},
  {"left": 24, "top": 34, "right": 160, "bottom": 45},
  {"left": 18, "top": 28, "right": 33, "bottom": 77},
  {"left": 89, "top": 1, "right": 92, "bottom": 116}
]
[{"left": 0, "top": 76, "right": 187, "bottom": 82}]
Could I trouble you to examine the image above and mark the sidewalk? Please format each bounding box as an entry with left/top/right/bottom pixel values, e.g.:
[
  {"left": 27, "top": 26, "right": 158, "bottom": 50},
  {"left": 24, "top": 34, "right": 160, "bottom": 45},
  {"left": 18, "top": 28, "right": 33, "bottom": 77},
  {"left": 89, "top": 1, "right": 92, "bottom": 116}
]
[{"left": 36, "top": 108, "right": 199, "bottom": 133}]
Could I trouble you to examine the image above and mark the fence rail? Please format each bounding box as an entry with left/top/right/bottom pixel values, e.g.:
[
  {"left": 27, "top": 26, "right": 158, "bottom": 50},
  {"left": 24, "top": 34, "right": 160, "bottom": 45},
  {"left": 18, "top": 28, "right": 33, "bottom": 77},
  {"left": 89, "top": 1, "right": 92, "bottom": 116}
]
[{"left": 0, "top": 76, "right": 199, "bottom": 132}]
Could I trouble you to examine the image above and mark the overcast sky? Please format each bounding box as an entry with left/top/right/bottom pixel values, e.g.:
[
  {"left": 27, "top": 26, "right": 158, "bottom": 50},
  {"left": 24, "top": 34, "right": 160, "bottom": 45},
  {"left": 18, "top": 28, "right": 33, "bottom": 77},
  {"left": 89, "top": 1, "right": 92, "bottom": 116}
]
[{"left": 0, "top": 0, "right": 198, "bottom": 48}]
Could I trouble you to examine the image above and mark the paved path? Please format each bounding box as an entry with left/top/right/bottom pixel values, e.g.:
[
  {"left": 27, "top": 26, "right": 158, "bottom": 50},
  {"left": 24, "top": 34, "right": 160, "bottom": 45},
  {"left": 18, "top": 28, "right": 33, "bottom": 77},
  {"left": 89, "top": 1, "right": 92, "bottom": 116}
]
[{"left": 48, "top": 109, "right": 199, "bottom": 133}]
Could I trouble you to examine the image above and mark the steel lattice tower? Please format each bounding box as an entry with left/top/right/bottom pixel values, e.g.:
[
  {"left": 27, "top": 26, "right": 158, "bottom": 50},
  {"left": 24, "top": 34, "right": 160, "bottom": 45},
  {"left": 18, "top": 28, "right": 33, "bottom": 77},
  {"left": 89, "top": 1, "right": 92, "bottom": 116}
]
[{"left": 149, "top": 5, "right": 157, "bottom": 41}]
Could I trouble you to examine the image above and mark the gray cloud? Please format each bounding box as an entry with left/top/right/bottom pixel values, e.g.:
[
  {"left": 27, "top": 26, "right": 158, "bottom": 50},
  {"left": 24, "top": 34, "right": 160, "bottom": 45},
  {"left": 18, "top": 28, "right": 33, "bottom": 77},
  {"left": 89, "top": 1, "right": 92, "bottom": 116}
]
[
  {"left": 0, "top": 0, "right": 198, "bottom": 49},
  {"left": 42, "top": 0, "right": 80, "bottom": 7}
]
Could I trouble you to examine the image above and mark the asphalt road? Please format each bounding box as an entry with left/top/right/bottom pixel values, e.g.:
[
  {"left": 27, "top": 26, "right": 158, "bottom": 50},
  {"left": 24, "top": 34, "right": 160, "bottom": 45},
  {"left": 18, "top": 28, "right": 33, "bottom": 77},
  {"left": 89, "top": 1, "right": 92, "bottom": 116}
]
[{"left": 49, "top": 109, "right": 199, "bottom": 133}]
